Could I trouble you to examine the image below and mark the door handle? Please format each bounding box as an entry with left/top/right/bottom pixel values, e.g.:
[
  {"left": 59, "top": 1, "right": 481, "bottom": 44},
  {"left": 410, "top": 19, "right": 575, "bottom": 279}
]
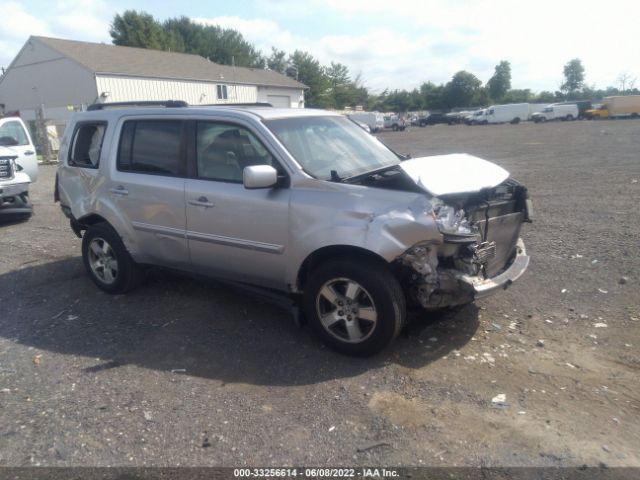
[
  {"left": 24, "top": 150, "right": 35, "bottom": 156},
  {"left": 109, "top": 185, "right": 129, "bottom": 195},
  {"left": 188, "top": 196, "right": 214, "bottom": 208}
]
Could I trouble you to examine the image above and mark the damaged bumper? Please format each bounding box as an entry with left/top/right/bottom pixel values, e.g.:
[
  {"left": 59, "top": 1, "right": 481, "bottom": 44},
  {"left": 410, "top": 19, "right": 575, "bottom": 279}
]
[{"left": 458, "top": 238, "right": 529, "bottom": 299}]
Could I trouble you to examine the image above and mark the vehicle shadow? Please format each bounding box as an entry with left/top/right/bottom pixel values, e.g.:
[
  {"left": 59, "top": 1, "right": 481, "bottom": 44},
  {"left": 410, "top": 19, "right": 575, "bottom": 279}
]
[{"left": 0, "top": 257, "right": 479, "bottom": 386}]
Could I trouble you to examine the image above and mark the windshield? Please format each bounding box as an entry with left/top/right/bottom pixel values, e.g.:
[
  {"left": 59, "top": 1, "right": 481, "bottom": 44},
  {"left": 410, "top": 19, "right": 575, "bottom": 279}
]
[
  {"left": 264, "top": 116, "right": 400, "bottom": 180},
  {"left": 0, "top": 120, "right": 29, "bottom": 146}
]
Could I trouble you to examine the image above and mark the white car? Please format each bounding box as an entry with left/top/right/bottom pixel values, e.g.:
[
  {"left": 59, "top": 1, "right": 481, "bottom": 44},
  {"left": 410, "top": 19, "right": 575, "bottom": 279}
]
[{"left": 0, "top": 116, "right": 39, "bottom": 183}]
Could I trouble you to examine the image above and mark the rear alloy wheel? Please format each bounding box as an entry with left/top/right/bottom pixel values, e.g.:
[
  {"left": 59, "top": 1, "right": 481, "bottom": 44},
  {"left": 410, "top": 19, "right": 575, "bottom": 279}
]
[
  {"left": 304, "top": 259, "right": 405, "bottom": 356},
  {"left": 82, "top": 223, "right": 144, "bottom": 294}
]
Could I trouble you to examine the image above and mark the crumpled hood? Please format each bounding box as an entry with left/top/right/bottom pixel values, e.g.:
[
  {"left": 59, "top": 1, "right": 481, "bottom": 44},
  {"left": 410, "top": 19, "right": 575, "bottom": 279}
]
[{"left": 399, "top": 153, "right": 510, "bottom": 196}]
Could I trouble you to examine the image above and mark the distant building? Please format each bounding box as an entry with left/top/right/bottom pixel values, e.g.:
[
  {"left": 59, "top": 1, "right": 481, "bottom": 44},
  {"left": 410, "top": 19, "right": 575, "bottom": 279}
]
[{"left": 0, "top": 36, "right": 306, "bottom": 128}]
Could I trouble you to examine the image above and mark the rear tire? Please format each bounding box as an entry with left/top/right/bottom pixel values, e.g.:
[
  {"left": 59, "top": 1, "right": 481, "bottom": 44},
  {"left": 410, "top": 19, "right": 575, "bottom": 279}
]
[
  {"left": 303, "top": 259, "right": 406, "bottom": 356},
  {"left": 81, "top": 222, "right": 144, "bottom": 294},
  {"left": 511, "top": 117, "right": 521, "bottom": 124}
]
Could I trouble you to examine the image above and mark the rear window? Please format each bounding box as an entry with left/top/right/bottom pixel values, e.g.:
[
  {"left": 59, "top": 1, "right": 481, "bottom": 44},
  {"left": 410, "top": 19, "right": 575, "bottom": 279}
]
[
  {"left": 117, "top": 120, "right": 184, "bottom": 176},
  {"left": 0, "top": 120, "right": 30, "bottom": 146},
  {"left": 69, "top": 123, "right": 106, "bottom": 168}
]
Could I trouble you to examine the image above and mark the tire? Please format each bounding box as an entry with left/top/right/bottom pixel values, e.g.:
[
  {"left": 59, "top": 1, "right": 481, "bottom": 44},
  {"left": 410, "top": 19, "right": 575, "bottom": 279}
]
[
  {"left": 392, "top": 124, "right": 399, "bottom": 131},
  {"left": 511, "top": 117, "right": 521, "bottom": 124},
  {"left": 303, "top": 259, "right": 406, "bottom": 356},
  {"left": 566, "top": 114, "right": 574, "bottom": 121},
  {"left": 81, "top": 222, "right": 144, "bottom": 294}
]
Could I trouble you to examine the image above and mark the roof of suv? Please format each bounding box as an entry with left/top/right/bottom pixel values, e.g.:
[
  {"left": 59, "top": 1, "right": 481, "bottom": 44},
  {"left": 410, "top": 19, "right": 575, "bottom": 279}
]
[{"left": 77, "top": 105, "right": 342, "bottom": 121}]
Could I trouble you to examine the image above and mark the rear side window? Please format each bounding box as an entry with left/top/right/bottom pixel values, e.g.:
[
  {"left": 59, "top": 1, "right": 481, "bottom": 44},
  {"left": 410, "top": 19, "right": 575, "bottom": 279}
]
[
  {"left": 0, "top": 120, "right": 30, "bottom": 146},
  {"left": 69, "top": 123, "right": 106, "bottom": 168},
  {"left": 117, "top": 120, "right": 183, "bottom": 176}
]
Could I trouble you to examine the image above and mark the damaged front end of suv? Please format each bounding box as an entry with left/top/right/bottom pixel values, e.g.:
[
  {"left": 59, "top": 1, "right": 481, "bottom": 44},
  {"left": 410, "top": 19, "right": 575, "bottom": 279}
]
[{"left": 385, "top": 154, "right": 531, "bottom": 310}]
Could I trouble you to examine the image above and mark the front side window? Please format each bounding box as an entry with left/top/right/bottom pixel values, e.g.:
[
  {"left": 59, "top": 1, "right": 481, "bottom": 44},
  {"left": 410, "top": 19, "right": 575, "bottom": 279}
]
[
  {"left": 265, "top": 116, "right": 400, "bottom": 180},
  {"left": 117, "top": 120, "right": 183, "bottom": 176},
  {"left": 196, "top": 122, "right": 279, "bottom": 182},
  {"left": 217, "top": 85, "right": 228, "bottom": 100},
  {"left": 69, "top": 123, "right": 106, "bottom": 168},
  {"left": 0, "top": 120, "right": 29, "bottom": 146}
]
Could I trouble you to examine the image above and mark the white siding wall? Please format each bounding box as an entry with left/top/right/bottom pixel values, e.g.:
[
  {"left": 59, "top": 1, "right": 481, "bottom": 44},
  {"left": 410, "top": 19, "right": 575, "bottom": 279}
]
[
  {"left": 95, "top": 75, "right": 258, "bottom": 105},
  {"left": 0, "top": 38, "right": 97, "bottom": 113},
  {"left": 257, "top": 86, "right": 305, "bottom": 108}
]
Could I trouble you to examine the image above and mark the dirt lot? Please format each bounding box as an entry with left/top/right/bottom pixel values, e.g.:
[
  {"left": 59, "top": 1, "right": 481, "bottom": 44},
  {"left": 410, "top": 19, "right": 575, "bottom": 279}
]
[{"left": 0, "top": 120, "right": 639, "bottom": 468}]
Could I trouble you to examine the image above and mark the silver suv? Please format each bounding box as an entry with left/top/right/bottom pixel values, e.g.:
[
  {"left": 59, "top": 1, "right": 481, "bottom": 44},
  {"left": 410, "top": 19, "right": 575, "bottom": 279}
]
[{"left": 56, "top": 102, "right": 531, "bottom": 356}]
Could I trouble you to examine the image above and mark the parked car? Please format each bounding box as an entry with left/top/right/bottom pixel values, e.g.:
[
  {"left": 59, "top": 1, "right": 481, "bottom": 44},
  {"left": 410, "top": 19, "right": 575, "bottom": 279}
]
[
  {"left": 585, "top": 95, "right": 640, "bottom": 119},
  {"left": 56, "top": 102, "right": 531, "bottom": 356},
  {"left": 347, "top": 111, "right": 384, "bottom": 133},
  {"left": 0, "top": 115, "right": 38, "bottom": 182},
  {"left": 418, "top": 113, "right": 449, "bottom": 126},
  {"left": 0, "top": 146, "right": 32, "bottom": 221},
  {"left": 555, "top": 100, "right": 592, "bottom": 119},
  {"left": 465, "top": 109, "right": 487, "bottom": 125},
  {"left": 383, "top": 114, "right": 406, "bottom": 131},
  {"left": 531, "top": 104, "right": 579, "bottom": 123},
  {"left": 484, "top": 103, "right": 530, "bottom": 124}
]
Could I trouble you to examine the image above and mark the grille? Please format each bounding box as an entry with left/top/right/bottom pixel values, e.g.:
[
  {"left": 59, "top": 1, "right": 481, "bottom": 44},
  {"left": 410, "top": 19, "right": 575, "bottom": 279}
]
[{"left": 0, "top": 157, "right": 14, "bottom": 179}]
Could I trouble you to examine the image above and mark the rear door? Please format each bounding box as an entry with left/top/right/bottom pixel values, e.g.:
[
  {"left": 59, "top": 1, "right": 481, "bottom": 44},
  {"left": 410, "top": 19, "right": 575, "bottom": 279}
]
[
  {"left": 0, "top": 117, "right": 38, "bottom": 182},
  {"left": 109, "top": 118, "right": 190, "bottom": 269},
  {"left": 184, "top": 119, "right": 290, "bottom": 289}
]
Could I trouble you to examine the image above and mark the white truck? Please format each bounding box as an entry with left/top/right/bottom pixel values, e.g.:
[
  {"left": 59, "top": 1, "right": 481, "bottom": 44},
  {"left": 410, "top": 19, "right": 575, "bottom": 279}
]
[
  {"left": 347, "top": 111, "right": 385, "bottom": 133},
  {"left": 484, "top": 103, "right": 530, "bottom": 124},
  {"left": 531, "top": 104, "right": 579, "bottom": 123},
  {"left": 0, "top": 116, "right": 39, "bottom": 182}
]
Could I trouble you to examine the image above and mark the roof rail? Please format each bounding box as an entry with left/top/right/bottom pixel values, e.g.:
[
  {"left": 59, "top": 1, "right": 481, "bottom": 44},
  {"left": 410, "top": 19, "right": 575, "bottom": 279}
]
[
  {"left": 200, "top": 102, "right": 273, "bottom": 108},
  {"left": 87, "top": 100, "right": 189, "bottom": 111}
]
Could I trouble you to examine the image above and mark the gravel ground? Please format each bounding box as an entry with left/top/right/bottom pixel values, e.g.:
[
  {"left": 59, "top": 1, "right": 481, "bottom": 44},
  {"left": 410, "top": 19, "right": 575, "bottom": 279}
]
[{"left": 0, "top": 120, "right": 639, "bottom": 467}]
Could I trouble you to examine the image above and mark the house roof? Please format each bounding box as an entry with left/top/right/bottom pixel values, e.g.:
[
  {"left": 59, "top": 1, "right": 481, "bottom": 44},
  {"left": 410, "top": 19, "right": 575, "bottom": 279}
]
[{"left": 33, "top": 36, "right": 305, "bottom": 89}]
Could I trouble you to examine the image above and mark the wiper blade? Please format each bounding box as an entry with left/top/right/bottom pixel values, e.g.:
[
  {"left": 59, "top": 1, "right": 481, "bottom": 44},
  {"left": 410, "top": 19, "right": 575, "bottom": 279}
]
[{"left": 343, "top": 164, "right": 400, "bottom": 183}]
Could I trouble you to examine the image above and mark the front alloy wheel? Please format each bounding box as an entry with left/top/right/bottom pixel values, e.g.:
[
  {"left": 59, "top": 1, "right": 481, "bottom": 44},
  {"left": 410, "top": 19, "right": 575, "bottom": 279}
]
[
  {"left": 304, "top": 259, "right": 406, "bottom": 356},
  {"left": 316, "top": 278, "right": 377, "bottom": 344}
]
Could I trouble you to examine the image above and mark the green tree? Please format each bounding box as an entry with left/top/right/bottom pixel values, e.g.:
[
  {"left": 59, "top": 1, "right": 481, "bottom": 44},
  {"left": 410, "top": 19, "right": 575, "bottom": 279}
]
[
  {"left": 419, "top": 82, "right": 447, "bottom": 110},
  {"left": 502, "top": 89, "right": 533, "bottom": 103},
  {"left": 289, "top": 50, "right": 330, "bottom": 108},
  {"left": 110, "top": 10, "right": 265, "bottom": 68},
  {"left": 267, "top": 47, "right": 288, "bottom": 73},
  {"left": 325, "top": 62, "right": 358, "bottom": 109},
  {"left": 444, "top": 71, "right": 482, "bottom": 108},
  {"left": 110, "top": 10, "right": 167, "bottom": 50},
  {"left": 535, "top": 91, "right": 556, "bottom": 103},
  {"left": 561, "top": 58, "right": 585, "bottom": 98},
  {"left": 486, "top": 61, "right": 511, "bottom": 102}
]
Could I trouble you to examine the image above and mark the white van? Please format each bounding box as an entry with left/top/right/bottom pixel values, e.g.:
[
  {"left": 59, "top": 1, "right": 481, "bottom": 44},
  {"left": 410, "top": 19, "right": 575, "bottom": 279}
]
[
  {"left": 0, "top": 116, "right": 38, "bottom": 182},
  {"left": 532, "top": 104, "right": 579, "bottom": 123},
  {"left": 484, "top": 103, "right": 530, "bottom": 124},
  {"left": 347, "top": 111, "right": 385, "bottom": 133}
]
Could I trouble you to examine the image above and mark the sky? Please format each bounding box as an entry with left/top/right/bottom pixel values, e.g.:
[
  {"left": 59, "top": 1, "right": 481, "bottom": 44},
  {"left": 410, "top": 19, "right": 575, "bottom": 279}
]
[{"left": 1, "top": 0, "right": 639, "bottom": 93}]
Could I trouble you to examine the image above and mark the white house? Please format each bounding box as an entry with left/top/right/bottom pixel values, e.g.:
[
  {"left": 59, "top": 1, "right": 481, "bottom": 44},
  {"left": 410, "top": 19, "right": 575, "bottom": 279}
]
[{"left": 0, "top": 36, "right": 307, "bottom": 125}]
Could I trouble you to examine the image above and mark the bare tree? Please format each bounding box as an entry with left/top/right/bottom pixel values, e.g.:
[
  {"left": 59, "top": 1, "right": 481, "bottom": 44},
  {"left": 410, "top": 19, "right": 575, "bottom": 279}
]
[{"left": 617, "top": 71, "right": 637, "bottom": 93}]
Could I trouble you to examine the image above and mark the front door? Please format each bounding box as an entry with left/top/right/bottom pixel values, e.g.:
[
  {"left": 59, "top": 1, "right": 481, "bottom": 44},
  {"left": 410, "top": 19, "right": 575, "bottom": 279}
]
[{"left": 185, "top": 120, "right": 290, "bottom": 289}]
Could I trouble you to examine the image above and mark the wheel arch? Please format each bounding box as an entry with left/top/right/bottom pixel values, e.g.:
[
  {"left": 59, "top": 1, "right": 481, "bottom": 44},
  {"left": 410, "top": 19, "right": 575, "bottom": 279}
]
[{"left": 296, "top": 245, "right": 389, "bottom": 291}]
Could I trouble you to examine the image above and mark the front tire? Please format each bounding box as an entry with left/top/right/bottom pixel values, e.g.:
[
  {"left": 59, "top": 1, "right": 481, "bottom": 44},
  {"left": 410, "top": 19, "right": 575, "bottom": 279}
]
[
  {"left": 303, "top": 259, "right": 406, "bottom": 356},
  {"left": 82, "top": 222, "right": 144, "bottom": 294}
]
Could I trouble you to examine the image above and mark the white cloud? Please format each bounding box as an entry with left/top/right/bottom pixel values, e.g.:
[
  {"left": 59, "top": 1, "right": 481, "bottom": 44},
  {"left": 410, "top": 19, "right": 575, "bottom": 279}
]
[{"left": 0, "top": 0, "right": 112, "bottom": 69}]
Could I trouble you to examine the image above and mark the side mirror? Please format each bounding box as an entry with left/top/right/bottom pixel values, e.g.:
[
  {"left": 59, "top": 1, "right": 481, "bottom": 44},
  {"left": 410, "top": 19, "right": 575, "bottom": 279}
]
[{"left": 243, "top": 165, "right": 278, "bottom": 189}]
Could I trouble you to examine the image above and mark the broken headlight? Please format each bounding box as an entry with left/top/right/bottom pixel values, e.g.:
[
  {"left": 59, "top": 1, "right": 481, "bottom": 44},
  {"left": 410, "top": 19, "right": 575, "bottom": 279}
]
[{"left": 433, "top": 204, "right": 475, "bottom": 236}]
